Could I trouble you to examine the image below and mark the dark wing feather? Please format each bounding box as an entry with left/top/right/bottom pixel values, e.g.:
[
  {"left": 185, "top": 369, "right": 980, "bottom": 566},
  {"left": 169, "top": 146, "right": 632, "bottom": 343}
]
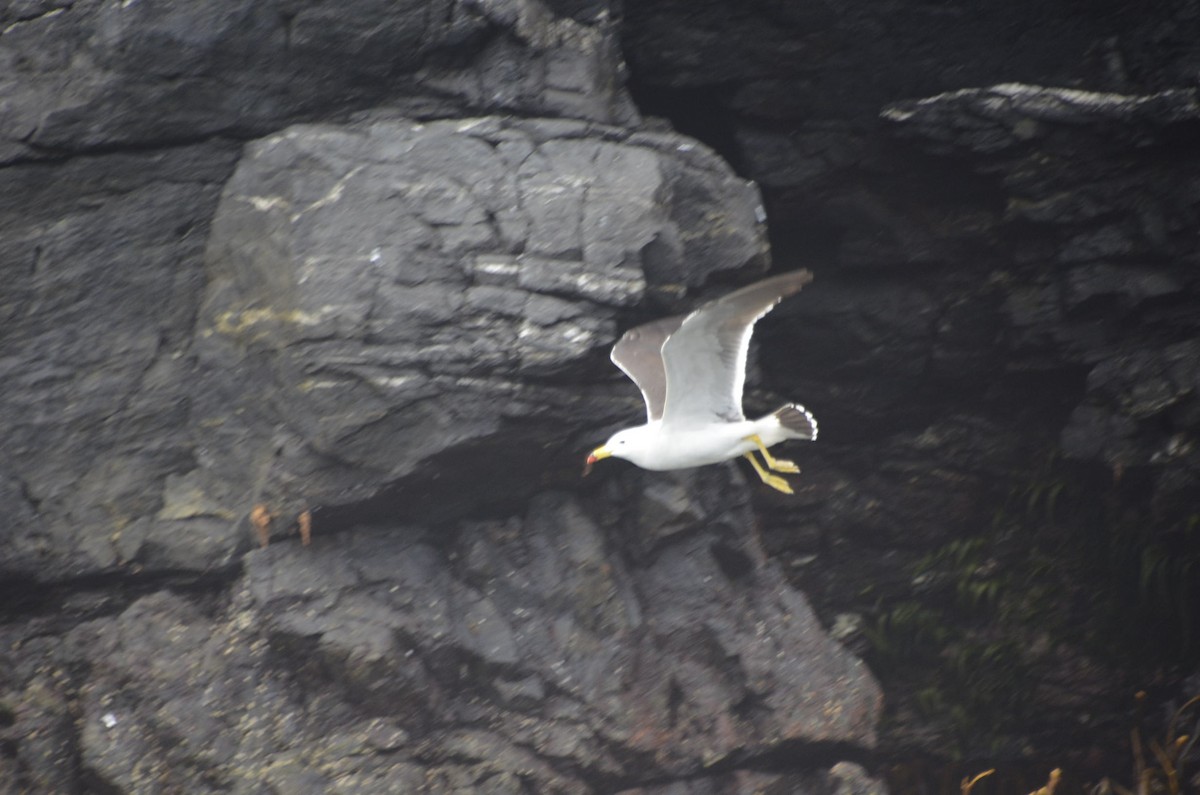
[
  {"left": 659, "top": 270, "right": 812, "bottom": 427},
  {"left": 610, "top": 315, "right": 686, "bottom": 421}
]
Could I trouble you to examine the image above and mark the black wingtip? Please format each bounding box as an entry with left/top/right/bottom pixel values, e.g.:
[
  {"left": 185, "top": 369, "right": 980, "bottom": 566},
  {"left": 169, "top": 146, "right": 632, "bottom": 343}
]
[{"left": 775, "top": 403, "right": 818, "bottom": 441}]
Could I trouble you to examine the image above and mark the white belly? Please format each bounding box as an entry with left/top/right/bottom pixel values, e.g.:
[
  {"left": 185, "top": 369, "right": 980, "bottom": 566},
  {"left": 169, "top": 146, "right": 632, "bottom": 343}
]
[{"left": 634, "top": 418, "right": 785, "bottom": 471}]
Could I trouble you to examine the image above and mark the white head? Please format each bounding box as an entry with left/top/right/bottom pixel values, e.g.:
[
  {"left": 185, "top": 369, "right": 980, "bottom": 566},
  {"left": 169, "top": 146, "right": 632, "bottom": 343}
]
[{"left": 584, "top": 425, "right": 656, "bottom": 473}]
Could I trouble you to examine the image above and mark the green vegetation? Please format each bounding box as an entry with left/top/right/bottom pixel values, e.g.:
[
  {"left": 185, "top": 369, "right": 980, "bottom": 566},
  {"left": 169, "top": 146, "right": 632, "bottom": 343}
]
[
  {"left": 862, "top": 531, "right": 1037, "bottom": 758},
  {"left": 862, "top": 449, "right": 1200, "bottom": 764},
  {"left": 1102, "top": 511, "right": 1200, "bottom": 663}
]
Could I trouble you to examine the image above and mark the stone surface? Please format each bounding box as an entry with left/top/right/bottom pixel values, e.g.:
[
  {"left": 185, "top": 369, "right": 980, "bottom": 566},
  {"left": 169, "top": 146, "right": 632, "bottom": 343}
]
[
  {"left": 186, "top": 115, "right": 769, "bottom": 561},
  {"left": 241, "top": 483, "right": 878, "bottom": 788},
  {"left": 6, "top": 0, "right": 1200, "bottom": 789},
  {"left": 614, "top": 761, "right": 887, "bottom": 795},
  {"left": 0, "top": 474, "right": 880, "bottom": 793},
  {"left": 0, "top": 3, "right": 882, "bottom": 789},
  {"left": 882, "top": 82, "right": 1200, "bottom": 530},
  {"left": 0, "top": 0, "right": 635, "bottom": 160},
  {"left": 0, "top": 142, "right": 242, "bottom": 581},
  {"left": 624, "top": 0, "right": 1200, "bottom": 770}
]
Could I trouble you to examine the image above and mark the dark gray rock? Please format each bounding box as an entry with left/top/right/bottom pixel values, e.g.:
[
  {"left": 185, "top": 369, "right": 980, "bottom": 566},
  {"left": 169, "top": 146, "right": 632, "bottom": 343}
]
[
  {"left": 619, "top": 0, "right": 1200, "bottom": 764},
  {"left": 186, "top": 116, "right": 770, "bottom": 557},
  {"left": 614, "top": 761, "right": 886, "bottom": 795},
  {"left": 1062, "top": 339, "right": 1200, "bottom": 474},
  {"left": 882, "top": 84, "right": 1200, "bottom": 155},
  {"left": 0, "top": 478, "right": 878, "bottom": 793},
  {"left": 0, "top": 0, "right": 635, "bottom": 161},
  {"left": 0, "top": 0, "right": 887, "bottom": 773},
  {"left": 0, "top": 111, "right": 769, "bottom": 580},
  {"left": 1, "top": 45, "right": 883, "bottom": 783},
  {"left": 0, "top": 668, "right": 77, "bottom": 794},
  {"left": 623, "top": 0, "right": 1200, "bottom": 126},
  {"left": 237, "top": 481, "right": 879, "bottom": 788},
  {"left": 883, "top": 82, "right": 1200, "bottom": 514},
  {"left": 20, "top": 0, "right": 1200, "bottom": 784},
  {"left": 52, "top": 589, "right": 430, "bottom": 793},
  {"left": 0, "top": 141, "right": 242, "bottom": 581}
]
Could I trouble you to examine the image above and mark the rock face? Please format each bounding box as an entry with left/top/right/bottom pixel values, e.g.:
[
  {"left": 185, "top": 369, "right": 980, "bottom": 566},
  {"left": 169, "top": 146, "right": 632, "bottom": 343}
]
[
  {"left": 189, "top": 116, "right": 768, "bottom": 545},
  {"left": 0, "top": 1, "right": 884, "bottom": 793},
  {"left": 5, "top": 0, "right": 1197, "bottom": 789},
  {"left": 0, "top": 141, "right": 243, "bottom": 579},
  {"left": 27, "top": 486, "right": 874, "bottom": 793},
  {"left": 883, "top": 83, "right": 1200, "bottom": 525},
  {"left": 624, "top": 0, "right": 1200, "bottom": 770},
  {"left": 1, "top": 0, "right": 637, "bottom": 582},
  {"left": 0, "top": 0, "right": 634, "bottom": 159}
]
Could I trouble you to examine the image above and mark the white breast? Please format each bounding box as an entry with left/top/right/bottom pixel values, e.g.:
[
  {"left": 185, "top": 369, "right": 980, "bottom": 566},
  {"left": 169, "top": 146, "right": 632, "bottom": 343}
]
[{"left": 631, "top": 420, "right": 761, "bottom": 471}]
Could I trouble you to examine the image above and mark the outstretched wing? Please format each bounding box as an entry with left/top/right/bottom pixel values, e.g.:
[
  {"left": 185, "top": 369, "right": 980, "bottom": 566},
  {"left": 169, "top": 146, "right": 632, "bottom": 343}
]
[
  {"left": 659, "top": 270, "right": 813, "bottom": 428},
  {"left": 610, "top": 315, "right": 685, "bottom": 422}
]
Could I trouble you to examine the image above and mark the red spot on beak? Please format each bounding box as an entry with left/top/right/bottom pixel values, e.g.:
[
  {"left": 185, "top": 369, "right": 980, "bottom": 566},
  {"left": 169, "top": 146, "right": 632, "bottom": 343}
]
[{"left": 583, "top": 454, "right": 597, "bottom": 477}]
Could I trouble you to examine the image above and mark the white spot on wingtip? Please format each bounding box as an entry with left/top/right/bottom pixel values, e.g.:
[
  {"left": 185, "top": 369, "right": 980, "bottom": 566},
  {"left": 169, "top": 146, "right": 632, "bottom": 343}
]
[
  {"left": 796, "top": 403, "right": 819, "bottom": 441},
  {"left": 102, "top": 713, "right": 118, "bottom": 728}
]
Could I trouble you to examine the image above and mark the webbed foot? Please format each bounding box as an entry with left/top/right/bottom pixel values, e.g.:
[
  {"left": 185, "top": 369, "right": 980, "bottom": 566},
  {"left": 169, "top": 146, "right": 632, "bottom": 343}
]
[
  {"left": 744, "top": 434, "right": 800, "bottom": 473},
  {"left": 743, "top": 452, "right": 794, "bottom": 494}
]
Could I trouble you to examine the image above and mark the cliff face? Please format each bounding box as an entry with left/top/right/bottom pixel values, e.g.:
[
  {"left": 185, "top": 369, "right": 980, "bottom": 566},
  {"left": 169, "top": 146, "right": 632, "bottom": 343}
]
[
  {"left": 1, "top": 2, "right": 881, "bottom": 793},
  {"left": 624, "top": 0, "right": 1200, "bottom": 772},
  {"left": 1, "top": 0, "right": 1197, "bottom": 791}
]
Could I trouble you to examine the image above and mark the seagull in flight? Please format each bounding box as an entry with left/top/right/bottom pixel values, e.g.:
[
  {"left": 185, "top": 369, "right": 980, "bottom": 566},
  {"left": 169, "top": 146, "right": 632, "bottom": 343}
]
[{"left": 585, "top": 270, "right": 818, "bottom": 494}]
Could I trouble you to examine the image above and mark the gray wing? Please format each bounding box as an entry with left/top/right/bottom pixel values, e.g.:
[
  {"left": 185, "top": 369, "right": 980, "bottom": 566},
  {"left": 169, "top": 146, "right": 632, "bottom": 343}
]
[
  {"left": 659, "top": 270, "right": 813, "bottom": 428},
  {"left": 610, "top": 315, "right": 686, "bottom": 422}
]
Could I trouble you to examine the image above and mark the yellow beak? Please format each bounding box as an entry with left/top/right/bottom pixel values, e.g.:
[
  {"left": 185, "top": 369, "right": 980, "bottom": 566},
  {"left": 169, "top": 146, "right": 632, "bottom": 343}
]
[{"left": 582, "top": 445, "right": 612, "bottom": 476}]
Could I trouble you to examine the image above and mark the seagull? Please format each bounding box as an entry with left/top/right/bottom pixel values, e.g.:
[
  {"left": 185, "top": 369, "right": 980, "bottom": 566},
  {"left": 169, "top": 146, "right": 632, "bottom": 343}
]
[{"left": 585, "top": 270, "right": 818, "bottom": 494}]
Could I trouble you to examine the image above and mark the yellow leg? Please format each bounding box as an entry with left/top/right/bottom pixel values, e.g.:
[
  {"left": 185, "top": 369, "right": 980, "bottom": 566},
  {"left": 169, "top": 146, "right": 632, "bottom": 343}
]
[
  {"left": 744, "top": 434, "right": 800, "bottom": 474},
  {"left": 743, "top": 452, "right": 794, "bottom": 494}
]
